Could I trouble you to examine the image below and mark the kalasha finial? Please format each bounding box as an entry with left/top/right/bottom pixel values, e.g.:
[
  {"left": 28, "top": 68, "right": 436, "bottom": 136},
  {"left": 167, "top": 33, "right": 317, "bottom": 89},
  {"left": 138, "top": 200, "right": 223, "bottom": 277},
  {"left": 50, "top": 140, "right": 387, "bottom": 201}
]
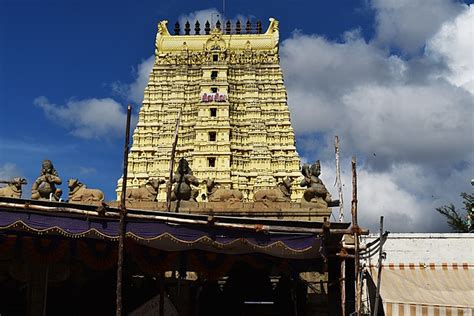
[
  {"left": 256, "top": 20, "right": 262, "bottom": 34},
  {"left": 205, "top": 20, "right": 210, "bottom": 35},
  {"left": 174, "top": 22, "right": 180, "bottom": 35},
  {"left": 246, "top": 19, "right": 251, "bottom": 34},
  {"left": 216, "top": 20, "right": 221, "bottom": 31},
  {"left": 225, "top": 20, "right": 231, "bottom": 34},
  {"left": 184, "top": 21, "right": 190, "bottom": 35},
  {"left": 236, "top": 20, "right": 241, "bottom": 34},
  {"left": 195, "top": 20, "right": 201, "bottom": 35}
]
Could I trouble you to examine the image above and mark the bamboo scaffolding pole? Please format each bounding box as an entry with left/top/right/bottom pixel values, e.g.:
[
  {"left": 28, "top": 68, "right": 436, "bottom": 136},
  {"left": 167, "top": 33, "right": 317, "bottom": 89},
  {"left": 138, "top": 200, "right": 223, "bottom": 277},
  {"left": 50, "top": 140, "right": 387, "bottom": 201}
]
[
  {"left": 166, "top": 110, "right": 181, "bottom": 212},
  {"left": 373, "top": 216, "right": 384, "bottom": 316},
  {"left": 351, "top": 157, "right": 362, "bottom": 315},
  {"left": 116, "top": 105, "right": 132, "bottom": 316},
  {"left": 335, "top": 136, "right": 344, "bottom": 222},
  {"left": 335, "top": 136, "right": 346, "bottom": 315}
]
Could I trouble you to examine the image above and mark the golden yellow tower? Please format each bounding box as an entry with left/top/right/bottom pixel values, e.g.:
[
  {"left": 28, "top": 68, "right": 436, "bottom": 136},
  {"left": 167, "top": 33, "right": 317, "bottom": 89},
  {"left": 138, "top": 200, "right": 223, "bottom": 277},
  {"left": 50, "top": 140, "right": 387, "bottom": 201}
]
[{"left": 117, "top": 18, "right": 303, "bottom": 201}]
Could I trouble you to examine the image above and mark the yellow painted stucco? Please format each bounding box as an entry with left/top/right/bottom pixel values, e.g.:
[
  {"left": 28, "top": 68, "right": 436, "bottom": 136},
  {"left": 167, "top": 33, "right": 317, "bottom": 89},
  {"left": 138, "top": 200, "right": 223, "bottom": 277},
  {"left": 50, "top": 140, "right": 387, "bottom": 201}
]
[{"left": 117, "top": 18, "right": 304, "bottom": 201}]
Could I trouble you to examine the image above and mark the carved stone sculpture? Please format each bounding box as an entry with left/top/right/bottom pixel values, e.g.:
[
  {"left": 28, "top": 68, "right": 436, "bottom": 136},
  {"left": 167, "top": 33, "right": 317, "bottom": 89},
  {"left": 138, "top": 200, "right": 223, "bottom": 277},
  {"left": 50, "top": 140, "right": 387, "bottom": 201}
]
[
  {"left": 125, "top": 178, "right": 165, "bottom": 202},
  {"left": 254, "top": 178, "right": 293, "bottom": 202},
  {"left": 31, "top": 160, "right": 62, "bottom": 201},
  {"left": 0, "top": 177, "right": 27, "bottom": 198},
  {"left": 68, "top": 179, "right": 104, "bottom": 202},
  {"left": 170, "top": 158, "right": 199, "bottom": 201},
  {"left": 300, "top": 161, "right": 332, "bottom": 208},
  {"left": 204, "top": 179, "right": 243, "bottom": 202}
]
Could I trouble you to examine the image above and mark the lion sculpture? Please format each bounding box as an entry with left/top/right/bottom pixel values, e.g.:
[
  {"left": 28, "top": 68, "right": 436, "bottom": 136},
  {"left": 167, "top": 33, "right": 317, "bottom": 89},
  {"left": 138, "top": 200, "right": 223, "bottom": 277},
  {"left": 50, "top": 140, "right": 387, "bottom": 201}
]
[
  {"left": 125, "top": 178, "right": 165, "bottom": 202},
  {"left": 0, "top": 177, "right": 27, "bottom": 198},
  {"left": 204, "top": 179, "right": 243, "bottom": 202},
  {"left": 300, "top": 161, "right": 332, "bottom": 207},
  {"left": 68, "top": 178, "right": 104, "bottom": 202},
  {"left": 253, "top": 178, "right": 293, "bottom": 202}
]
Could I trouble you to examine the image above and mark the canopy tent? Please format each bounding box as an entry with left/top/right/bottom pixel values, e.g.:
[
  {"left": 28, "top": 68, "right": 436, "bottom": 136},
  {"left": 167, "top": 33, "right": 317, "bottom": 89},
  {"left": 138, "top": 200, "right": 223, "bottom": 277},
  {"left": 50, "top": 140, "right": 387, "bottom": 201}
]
[
  {"left": 0, "top": 197, "right": 350, "bottom": 260},
  {"left": 369, "top": 264, "right": 474, "bottom": 316}
]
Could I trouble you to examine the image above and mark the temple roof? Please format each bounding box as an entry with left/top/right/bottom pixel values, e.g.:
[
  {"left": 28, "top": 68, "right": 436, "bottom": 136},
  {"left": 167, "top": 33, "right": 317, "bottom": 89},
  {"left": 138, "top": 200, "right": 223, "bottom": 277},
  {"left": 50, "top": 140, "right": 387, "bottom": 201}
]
[{"left": 155, "top": 18, "right": 280, "bottom": 53}]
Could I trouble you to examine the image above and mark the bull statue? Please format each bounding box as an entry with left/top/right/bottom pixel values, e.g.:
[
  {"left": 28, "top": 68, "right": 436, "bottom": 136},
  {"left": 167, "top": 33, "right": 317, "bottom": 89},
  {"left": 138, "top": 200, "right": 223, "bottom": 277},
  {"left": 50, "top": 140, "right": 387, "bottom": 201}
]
[
  {"left": 254, "top": 178, "right": 293, "bottom": 202},
  {"left": 125, "top": 178, "right": 165, "bottom": 202},
  {"left": 0, "top": 177, "right": 27, "bottom": 198},
  {"left": 68, "top": 178, "right": 105, "bottom": 202},
  {"left": 204, "top": 179, "right": 243, "bottom": 202}
]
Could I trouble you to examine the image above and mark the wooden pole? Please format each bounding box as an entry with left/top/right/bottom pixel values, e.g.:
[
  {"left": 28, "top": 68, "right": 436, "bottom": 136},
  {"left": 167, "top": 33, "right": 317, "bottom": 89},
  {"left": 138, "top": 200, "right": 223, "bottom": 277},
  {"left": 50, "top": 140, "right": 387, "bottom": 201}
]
[
  {"left": 373, "top": 216, "right": 384, "bottom": 316},
  {"left": 116, "top": 105, "right": 132, "bottom": 316},
  {"left": 335, "top": 136, "right": 344, "bottom": 222},
  {"left": 166, "top": 109, "right": 181, "bottom": 212},
  {"left": 159, "top": 271, "right": 165, "bottom": 316},
  {"left": 351, "top": 157, "right": 361, "bottom": 315},
  {"left": 335, "top": 136, "right": 346, "bottom": 315}
]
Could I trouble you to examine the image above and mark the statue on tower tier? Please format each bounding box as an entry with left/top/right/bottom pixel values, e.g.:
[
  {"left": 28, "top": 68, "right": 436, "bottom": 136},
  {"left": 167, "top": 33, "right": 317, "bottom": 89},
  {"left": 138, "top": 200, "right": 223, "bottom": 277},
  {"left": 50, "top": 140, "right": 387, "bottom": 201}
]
[
  {"left": 170, "top": 158, "right": 199, "bottom": 201},
  {"left": 204, "top": 179, "right": 243, "bottom": 202},
  {"left": 300, "top": 161, "right": 332, "bottom": 208},
  {"left": 254, "top": 177, "right": 293, "bottom": 202},
  {"left": 31, "top": 159, "right": 62, "bottom": 201},
  {"left": 0, "top": 177, "right": 27, "bottom": 198}
]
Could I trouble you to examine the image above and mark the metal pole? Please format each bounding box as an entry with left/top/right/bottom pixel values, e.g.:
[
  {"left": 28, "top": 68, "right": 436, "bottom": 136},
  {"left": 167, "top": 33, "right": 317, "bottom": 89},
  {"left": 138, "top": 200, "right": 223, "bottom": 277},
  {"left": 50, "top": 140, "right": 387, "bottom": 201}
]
[
  {"left": 373, "top": 216, "right": 384, "bottom": 316},
  {"left": 351, "top": 157, "right": 361, "bottom": 315},
  {"left": 116, "top": 105, "right": 132, "bottom": 316},
  {"left": 166, "top": 110, "right": 181, "bottom": 212}
]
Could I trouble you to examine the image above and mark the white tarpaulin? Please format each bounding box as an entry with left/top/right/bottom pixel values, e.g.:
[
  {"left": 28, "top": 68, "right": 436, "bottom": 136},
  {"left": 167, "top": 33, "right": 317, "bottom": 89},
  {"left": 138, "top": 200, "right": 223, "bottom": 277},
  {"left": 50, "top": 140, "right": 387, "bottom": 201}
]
[{"left": 370, "top": 264, "right": 474, "bottom": 316}]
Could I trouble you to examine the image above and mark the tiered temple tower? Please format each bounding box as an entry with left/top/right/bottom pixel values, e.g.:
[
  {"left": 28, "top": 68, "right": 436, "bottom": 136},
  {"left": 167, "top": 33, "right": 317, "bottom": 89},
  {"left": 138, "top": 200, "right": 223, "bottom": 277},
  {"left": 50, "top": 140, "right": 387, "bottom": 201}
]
[{"left": 117, "top": 18, "right": 304, "bottom": 201}]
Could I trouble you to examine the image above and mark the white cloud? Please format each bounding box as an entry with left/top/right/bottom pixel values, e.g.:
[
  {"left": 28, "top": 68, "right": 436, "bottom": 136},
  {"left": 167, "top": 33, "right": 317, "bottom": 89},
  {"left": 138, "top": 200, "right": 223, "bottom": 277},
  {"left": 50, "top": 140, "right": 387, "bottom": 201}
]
[
  {"left": 0, "top": 163, "right": 21, "bottom": 180},
  {"left": 34, "top": 96, "right": 129, "bottom": 139},
  {"left": 281, "top": 4, "right": 473, "bottom": 232},
  {"left": 111, "top": 56, "right": 155, "bottom": 105},
  {"left": 178, "top": 8, "right": 222, "bottom": 31},
  {"left": 371, "top": 0, "right": 465, "bottom": 54},
  {"left": 426, "top": 6, "right": 474, "bottom": 92}
]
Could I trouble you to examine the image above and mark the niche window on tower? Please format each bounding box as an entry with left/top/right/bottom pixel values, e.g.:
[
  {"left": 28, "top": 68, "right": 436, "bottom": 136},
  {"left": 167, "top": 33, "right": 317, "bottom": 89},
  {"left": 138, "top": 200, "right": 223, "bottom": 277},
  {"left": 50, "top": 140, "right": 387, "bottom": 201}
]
[
  {"left": 211, "top": 70, "right": 218, "bottom": 80},
  {"left": 208, "top": 157, "right": 216, "bottom": 168},
  {"left": 213, "top": 54, "right": 219, "bottom": 62},
  {"left": 210, "top": 108, "right": 217, "bottom": 117},
  {"left": 208, "top": 131, "right": 217, "bottom": 141},
  {"left": 211, "top": 87, "right": 218, "bottom": 93}
]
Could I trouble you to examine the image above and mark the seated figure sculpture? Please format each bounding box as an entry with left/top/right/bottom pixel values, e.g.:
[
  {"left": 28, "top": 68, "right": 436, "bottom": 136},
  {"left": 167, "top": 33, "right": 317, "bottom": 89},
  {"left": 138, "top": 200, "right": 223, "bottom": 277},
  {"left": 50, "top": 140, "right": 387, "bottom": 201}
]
[
  {"left": 170, "top": 158, "right": 199, "bottom": 201},
  {"left": 31, "top": 160, "right": 62, "bottom": 201},
  {"left": 300, "top": 161, "right": 332, "bottom": 208},
  {"left": 0, "top": 177, "right": 27, "bottom": 198}
]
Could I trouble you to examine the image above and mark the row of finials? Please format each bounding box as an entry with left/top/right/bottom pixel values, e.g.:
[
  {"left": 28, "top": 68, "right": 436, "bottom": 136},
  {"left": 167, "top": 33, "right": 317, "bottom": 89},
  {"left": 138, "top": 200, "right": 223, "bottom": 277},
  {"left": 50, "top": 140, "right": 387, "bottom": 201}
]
[{"left": 173, "top": 19, "right": 264, "bottom": 36}]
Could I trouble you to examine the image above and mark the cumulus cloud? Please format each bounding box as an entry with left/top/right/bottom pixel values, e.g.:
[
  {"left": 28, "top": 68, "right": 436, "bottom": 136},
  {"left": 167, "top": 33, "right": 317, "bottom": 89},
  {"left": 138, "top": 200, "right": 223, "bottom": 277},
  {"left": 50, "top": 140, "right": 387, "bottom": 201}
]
[
  {"left": 178, "top": 8, "right": 222, "bottom": 29},
  {"left": 111, "top": 56, "right": 155, "bottom": 105},
  {"left": 371, "top": 0, "right": 465, "bottom": 54},
  {"left": 0, "top": 163, "right": 21, "bottom": 180},
  {"left": 282, "top": 5, "right": 473, "bottom": 232},
  {"left": 426, "top": 6, "right": 474, "bottom": 92},
  {"left": 34, "top": 96, "right": 129, "bottom": 139}
]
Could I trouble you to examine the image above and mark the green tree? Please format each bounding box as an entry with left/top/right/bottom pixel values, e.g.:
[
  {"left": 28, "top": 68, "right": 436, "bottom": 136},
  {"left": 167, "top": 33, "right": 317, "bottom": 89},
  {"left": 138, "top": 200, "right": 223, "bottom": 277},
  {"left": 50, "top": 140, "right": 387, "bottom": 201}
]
[{"left": 436, "top": 192, "right": 473, "bottom": 233}]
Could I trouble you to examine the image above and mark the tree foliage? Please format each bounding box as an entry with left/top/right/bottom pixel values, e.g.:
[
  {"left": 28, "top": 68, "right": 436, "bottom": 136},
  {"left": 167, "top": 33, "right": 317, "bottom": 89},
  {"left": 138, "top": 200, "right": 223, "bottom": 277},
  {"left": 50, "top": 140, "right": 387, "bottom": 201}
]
[{"left": 435, "top": 192, "right": 473, "bottom": 233}]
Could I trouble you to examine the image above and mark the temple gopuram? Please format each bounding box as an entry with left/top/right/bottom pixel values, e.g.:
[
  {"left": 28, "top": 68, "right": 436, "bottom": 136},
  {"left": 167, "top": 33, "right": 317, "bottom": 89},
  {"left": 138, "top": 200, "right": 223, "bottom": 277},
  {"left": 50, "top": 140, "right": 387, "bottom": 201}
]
[
  {"left": 117, "top": 18, "right": 303, "bottom": 202},
  {"left": 0, "top": 18, "right": 369, "bottom": 316}
]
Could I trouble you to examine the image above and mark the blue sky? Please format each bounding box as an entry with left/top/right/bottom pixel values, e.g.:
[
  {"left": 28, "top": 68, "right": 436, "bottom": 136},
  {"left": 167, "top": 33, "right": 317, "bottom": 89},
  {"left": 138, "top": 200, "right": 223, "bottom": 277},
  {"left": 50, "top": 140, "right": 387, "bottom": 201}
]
[{"left": 1, "top": 0, "right": 473, "bottom": 232}]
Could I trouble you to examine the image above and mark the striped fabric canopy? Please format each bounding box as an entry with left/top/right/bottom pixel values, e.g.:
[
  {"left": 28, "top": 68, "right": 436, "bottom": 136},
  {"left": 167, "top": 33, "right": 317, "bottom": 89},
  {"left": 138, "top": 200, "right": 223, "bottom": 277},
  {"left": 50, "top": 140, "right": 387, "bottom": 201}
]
[{"left": 370, "top": 263, "right": 474, "bottom": 316}]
